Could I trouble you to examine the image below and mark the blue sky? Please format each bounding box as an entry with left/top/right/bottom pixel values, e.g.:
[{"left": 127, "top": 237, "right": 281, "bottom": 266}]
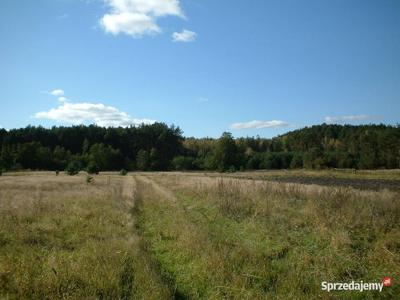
[{"left": 0, "top": 0, "right": 399, "bottom": 138}]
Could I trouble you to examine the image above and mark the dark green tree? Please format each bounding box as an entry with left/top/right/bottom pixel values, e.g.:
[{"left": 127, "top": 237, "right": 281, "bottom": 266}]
[
  {"left": 87, "top": 161, "right": 100, "bottom": 174},
  {"left": 290, "top": 153, "right": 303, "bottom": 169},
  {"left": 213, "top": 132, "right": 238, "bottom": 172},
  {"left": 171, "top": 156, "right": 194, "bottom": 170},
  {"left": 53, "top": 146, "right": 70, "bottom": 170},
  {"left": 136, "top": 150, "right": 150, "bottom": 171},
  {"left": 65, "top": 160, "right": 81, "bottom": 175}
]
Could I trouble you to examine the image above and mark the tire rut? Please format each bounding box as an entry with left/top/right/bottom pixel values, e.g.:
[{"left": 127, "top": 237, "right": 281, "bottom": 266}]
[{"left": 121, "top": 175, "right": 137, "bottom": 209}]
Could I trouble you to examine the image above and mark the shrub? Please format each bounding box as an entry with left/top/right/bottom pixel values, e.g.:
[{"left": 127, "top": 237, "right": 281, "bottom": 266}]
[
  {"left": 86, "top": 175, "right": 94, "bottom": 184},
  {"left": 55, "top": 170, "right": 59, "bottom": 176},
  {"left": 65, "top": 161, "right": 81, "bottom": 176},
  {"left": 87, "top": 161, "right": 100, "bottom": 174},
  {"left": 120, "top": 169, "right": 128, "bottom": 176}
]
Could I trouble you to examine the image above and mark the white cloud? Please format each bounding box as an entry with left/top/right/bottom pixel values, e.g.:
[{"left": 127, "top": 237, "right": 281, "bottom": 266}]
[
  {"left": 101, "top": 12, "right": 161, "bottom": 36},
  {"left": 58, "top": 96, "right": 68, "bottom": 103},
  {"left": 50, "top": 89, "right": 65, "bottom": 97},
  {"left": 230, "top": 120, "right": 290, "bottom": 130},
  {"left": 34, "top": 102, "right": 155, "bottom": 127},
  {"left": 325, "top": 115, "right": 375, "bottom": 124},
  {"left": 100, "top": 0, "right": 184, "bottom": 38},
  {"left": 172, "top": 29, "right": 197, "bottom": 42}
]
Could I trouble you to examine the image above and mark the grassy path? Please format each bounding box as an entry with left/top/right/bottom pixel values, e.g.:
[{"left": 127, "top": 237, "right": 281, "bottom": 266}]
[
  {"left": 134, "top": 174, "right": 289, "bottom": 299},
  {"left": 116, "top": 175, "right": 174, "bottom": 299}
]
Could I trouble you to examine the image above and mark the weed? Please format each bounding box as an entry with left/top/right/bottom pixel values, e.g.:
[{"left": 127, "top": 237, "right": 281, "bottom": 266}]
[{"left": 86, "top": 175, "right": 94, "bottom": 184}]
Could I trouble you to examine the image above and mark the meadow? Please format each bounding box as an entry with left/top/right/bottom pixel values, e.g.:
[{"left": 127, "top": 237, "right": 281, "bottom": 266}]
[{"left": 0, "top": 171, "right": 399, "bottom": 299}]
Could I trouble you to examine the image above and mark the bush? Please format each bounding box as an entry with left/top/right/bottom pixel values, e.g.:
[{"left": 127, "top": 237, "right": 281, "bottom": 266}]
[
  {"left": 0, "top": 169, "right": 2, "bottom": 176},
  {"left": 65, "top": 161, "right": 81, "bottom": 176},
  {"left": 87, "top": 161, "right": 100, "bottom": 174},
  {"left": 120, "top": 169, "right": 128, "bottom": 176},
  {"left": 86, "top": 175, "right": 94, "bottom": 184},
  {"left": 55, "top": 170, "right": 59, "bottom": 176}
]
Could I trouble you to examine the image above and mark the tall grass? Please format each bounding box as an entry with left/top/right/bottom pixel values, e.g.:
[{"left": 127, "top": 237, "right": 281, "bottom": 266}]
[
  {"left": 1, "top": 172, "right": 399, "bottom": 299},
  {"left": 136, "top": 174, "right": 400, "bottom": 299},
  {"left": 0, "top": 174, "right": 171, "bottom": 299}
]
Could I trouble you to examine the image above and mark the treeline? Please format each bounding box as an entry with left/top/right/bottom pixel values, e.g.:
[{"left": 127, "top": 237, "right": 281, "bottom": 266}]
[{"left": 0, "top": 123, "right": 399, "bottom": 173}]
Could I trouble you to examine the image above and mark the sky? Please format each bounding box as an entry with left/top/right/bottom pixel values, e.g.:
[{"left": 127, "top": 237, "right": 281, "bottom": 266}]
[{"left": 0, "top": 0, "right": 399, "bottom": 138}]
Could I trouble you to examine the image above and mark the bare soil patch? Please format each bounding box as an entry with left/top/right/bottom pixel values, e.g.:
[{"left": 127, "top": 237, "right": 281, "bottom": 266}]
[{"left": 262, "top": 176, "right": 400, "bottom": 191}]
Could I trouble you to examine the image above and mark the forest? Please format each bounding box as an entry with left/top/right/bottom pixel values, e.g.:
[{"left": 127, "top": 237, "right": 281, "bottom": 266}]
[{"left": 0, "top": 123, "right": 399, "bottom": 173}]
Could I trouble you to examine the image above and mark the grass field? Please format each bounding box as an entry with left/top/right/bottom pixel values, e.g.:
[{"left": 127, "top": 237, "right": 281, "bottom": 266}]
[{"left": 0, "top": 171, "right": 399, "bottom": 299}]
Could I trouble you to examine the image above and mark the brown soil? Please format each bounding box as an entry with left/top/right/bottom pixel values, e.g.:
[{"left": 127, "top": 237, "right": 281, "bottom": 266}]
[{"left": 263, "top": 176, "right": 400, "bottom": 191}]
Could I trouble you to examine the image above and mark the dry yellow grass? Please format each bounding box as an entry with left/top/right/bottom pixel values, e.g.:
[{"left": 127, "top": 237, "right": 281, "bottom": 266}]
[
  {"left": 0, "top": 172, "right": 171, "bottom": 299},
  {"left": 1, "top": 171, "right": 399, "bottom": 299},
  {"left": 135, "top": 173, "right": 400, "bottom": 299}
]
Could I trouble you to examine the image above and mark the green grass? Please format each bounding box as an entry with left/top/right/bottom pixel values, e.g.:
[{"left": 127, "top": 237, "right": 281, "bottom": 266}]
[
  {"left": 1, "top": 172, "right": 399, "bottom": 299},
  {"left": 0, "top": 174, "right": 171, "bottom": 299},
  {"left": 135, "top": 174, "right": 400, "bottom": 299}
]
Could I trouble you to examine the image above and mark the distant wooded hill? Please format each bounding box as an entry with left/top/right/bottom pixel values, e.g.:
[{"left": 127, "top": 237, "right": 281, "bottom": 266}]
[{"left": 0, "top": 123, "right": 399, "bottom": 172}]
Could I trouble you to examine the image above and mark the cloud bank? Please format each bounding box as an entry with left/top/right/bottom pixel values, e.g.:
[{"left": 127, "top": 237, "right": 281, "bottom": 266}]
[
  {"left": 35, "top": 102, "right": 155, "bottom": 127},
  {"left": 230, "top": 120, "right": 289, "bottom": 130},
  {"left": 36, "top": 89, "right": 155, "bottom": 127},
  {"left": 100, "top": 0, "right": 185, "bottom": 38},
  {"left": 325, "top": 115, "right": 376, "bottom": 124},
  {"left": 172, "top": 29, "right": 197, "bottom": 42}
]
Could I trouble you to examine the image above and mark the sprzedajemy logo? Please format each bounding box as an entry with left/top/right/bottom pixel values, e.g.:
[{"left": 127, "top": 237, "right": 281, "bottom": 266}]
[{"left": 321, "top": 277, "right": 392, "bottom": 293}]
